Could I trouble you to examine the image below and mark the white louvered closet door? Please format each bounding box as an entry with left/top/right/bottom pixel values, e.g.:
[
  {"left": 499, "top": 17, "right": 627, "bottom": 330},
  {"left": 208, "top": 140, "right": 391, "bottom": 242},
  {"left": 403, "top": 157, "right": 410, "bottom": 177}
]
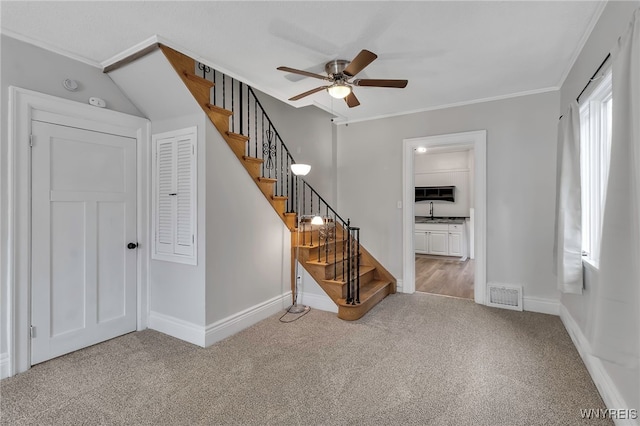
[{"left": 152, "top": 127, "right": 197, "bottom": 264}]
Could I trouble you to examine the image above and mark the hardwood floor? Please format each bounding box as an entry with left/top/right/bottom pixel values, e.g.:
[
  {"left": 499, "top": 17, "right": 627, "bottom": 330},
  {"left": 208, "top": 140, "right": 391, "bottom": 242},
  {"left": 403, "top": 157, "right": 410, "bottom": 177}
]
[{"left": 415, "top": 255, "right": 474, "bottom": 299}]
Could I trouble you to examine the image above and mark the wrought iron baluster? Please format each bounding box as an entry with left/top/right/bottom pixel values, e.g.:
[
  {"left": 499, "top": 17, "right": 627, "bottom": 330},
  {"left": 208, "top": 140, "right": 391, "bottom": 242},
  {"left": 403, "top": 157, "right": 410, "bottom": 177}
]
[
  {"left": 198, "top": 63, "right": 211, "bottom": 80},
  {"left": 346, "top": 219, "right": 352, "bottom": 303},
  {"left": 263, "top": 128, "right": 276, "bottom": 173},
  {"left": 355, "top": 227, "right": 360, "bottom": 304},
  {"left": 213, "top": 70, "right": 217, "bottom": 105},
  {"left": 239, "top": 82, "right": 243, "bottom": 138}
]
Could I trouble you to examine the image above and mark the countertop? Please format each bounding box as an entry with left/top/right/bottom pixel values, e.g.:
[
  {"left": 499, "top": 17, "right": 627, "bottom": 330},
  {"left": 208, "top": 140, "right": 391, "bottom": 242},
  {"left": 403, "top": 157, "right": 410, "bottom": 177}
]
[{"left": 415, "top": 216, "right": 467, "bottom": 225}]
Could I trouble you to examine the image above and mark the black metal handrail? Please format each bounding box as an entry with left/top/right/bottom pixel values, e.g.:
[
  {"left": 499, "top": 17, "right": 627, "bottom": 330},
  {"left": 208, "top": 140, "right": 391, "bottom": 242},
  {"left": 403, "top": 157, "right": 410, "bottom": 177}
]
[{"left": 197, "top": 62, "right": 360, "bottom": 299}]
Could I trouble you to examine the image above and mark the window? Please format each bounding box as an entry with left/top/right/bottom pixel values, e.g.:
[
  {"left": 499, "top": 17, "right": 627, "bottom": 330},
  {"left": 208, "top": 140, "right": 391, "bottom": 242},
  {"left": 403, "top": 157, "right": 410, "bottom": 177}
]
[
  {"left": 579, "top": 70, "right": 612, "bottom": 265},
  {"left": 152, "top": 127, "right": 197, "bottom": 264}
]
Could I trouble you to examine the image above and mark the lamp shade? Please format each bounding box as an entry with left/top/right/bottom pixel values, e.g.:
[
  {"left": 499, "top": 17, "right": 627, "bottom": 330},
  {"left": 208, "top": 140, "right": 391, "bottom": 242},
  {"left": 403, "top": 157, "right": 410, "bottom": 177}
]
[
  {"left": 291, "top": 163, "right": 311, "bottom": 176},
  {"left": 311, "top": 215, "right": 324, "bottom": 226},
  {"left": 327, "top": 83, "right": 351, "bottom": 99}
]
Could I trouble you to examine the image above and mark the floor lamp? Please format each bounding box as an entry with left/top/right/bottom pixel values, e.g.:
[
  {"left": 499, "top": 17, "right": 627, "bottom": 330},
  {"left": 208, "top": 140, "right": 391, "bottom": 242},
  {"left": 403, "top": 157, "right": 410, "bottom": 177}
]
[{"left": 290, "top": 163, "right": 311, "bottom": 313}]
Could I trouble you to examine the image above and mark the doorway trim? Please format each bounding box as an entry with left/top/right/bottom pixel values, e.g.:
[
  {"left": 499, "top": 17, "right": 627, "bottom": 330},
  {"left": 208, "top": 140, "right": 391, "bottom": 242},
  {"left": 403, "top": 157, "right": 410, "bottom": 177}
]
[
  {"left": 6, "top": 87, "right": 151, "bottom": 376},
  {"left": 402, "top": 130, "right": 487, "bottom": 303}
]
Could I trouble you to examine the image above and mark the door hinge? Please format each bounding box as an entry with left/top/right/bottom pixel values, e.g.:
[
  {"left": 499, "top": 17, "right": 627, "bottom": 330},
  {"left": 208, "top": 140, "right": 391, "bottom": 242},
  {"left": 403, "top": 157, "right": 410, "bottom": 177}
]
[
  {"left": 30, "top": 325, "right": 36, "bottom": 338},
  {"left": 29, "top": 135, "right": 34, "bottom": 147}
]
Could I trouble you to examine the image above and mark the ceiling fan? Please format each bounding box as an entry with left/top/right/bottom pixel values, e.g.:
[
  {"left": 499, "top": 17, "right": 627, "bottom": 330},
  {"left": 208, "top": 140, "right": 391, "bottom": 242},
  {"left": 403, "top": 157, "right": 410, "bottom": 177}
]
[{"left": 277, "top": 49, "right": 408, "bottom": 108}]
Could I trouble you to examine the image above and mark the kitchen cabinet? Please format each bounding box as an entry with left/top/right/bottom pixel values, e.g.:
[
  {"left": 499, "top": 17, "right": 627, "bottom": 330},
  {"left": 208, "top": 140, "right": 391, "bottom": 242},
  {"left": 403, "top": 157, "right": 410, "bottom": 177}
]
[
  {"left": 415, "top": 222, "right": 465, "bottom": 257},
  {"left": 429, "top": 230, "right": 449, "bottom": 255},
  {"left": 415, "top": 224, "right": 449, "bottom": 255},
  {"left": 414, "top": 231, "right": 428, "bottom": 253},
  {"left": 448, "top": 231, "right": 462, "bottom": 256}
]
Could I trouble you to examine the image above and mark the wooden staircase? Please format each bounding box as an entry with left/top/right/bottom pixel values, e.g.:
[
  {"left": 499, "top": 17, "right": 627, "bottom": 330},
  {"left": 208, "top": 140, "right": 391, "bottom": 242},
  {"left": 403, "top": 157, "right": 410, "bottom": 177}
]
[{"left": 157, "top": 44, "right": 395, "bottom": 320}]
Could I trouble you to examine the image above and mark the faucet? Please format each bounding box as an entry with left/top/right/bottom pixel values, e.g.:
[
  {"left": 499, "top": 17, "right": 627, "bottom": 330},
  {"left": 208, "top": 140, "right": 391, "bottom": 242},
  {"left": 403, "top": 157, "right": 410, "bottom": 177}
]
[{"left": 429, "top": 202, "right": 434, "bottom": 219}]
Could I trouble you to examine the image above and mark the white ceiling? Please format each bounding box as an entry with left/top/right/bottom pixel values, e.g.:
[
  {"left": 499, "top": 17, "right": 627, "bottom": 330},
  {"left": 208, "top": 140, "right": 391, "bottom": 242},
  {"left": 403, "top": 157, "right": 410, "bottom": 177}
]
[{"left": 1, "top": 1, "right": 605, "bottom": 123}]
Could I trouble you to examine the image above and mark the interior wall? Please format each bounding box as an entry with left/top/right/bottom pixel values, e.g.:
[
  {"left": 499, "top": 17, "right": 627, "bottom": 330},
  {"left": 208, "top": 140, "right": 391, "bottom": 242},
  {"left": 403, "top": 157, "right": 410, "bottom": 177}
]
[
  {"left": 337, "top": 90, "right": 560, "bottom": 301},
  {"left": 204, "top": 119, "right": 291, "bottom": 325},
  {"left": 0, "top": 35, "right": 143, "bottom": 363},
  {"left": 414, "top": 150, "right": 471, "bottom": 218},
  {"left": 558, "top": 0, "right": 640, "bottom": 412}
]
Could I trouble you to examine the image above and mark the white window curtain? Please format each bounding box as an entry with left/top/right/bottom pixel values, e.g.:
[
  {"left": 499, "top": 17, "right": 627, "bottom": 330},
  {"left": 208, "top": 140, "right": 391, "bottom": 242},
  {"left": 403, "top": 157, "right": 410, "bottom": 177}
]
[
  {"left": 554, "top": 101, "right": 583, "bottom": 294},
  {"left": 591, "top": 8, "right": 640, "bottom": 373}
]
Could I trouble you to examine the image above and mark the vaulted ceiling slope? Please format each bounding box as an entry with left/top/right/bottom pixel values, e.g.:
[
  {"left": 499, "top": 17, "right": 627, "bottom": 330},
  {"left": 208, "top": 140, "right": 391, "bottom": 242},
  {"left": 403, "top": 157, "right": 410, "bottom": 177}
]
[{"left": 1, "top": 1, "right": 605, "bottom": 123}]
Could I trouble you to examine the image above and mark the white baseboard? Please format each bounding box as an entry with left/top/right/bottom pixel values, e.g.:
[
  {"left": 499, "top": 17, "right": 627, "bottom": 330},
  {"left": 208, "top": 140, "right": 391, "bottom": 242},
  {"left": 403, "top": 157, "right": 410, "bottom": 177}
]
[
  {"left": 396, "top": 279, "right": 404, "bottom": 294},
  {"left": 299, "top": 291, "right": 338, "bottom": 313},
  {"left": 523, "top": 296, "right": 560, "bottom": 315},
  {"left": 0, "top": 352, "right": 10, "bottom": 379},
  {"left": 148, "top": 311, "right": 206, "bottom": 347},
  {"left": 149, "top": 292, "right": 292, "bottom": 348},
  {"left": 560, "top": 304, "right": 637, "bottom": 426},
  {"left": 204, "top": 292, "right": 291, "bottom": 347}
]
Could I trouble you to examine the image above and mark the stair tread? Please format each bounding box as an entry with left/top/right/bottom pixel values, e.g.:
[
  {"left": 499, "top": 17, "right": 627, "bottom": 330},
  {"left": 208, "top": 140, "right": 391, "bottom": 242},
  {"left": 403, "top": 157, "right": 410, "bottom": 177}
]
[
  {"left": 337, "top": 280, "right": 391, "bottom": 306},
  {"left": 226, "top": 131, "right": 250, "bottom": 142},
  {"left": 184, "top": 72, "right": 214, "bottom": 88},
  {"left": 306, "top": 251, "right": 357, "bottom": 266},
  {"left": 297, "top": 237, "right": 346, "bottom": 249},
  {"left": 243, "top": 156, "right": 264, "bottom": 164},
  {"left": 257, "top": 177, "right": 277, "bottom": 183},
  {"left": 323, "top": 265, "right": 376, "bottom": 284},
  {"left": 206, "top": 103, "right": 233, "bottom": 117}
]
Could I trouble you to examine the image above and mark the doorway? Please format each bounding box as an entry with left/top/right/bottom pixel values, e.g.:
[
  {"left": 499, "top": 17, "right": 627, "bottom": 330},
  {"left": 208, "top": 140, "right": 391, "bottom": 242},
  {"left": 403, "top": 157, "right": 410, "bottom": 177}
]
[
  {"left": 402, "top": 130, "right": 486, "bottom": 303},
  {"left": 413, "top": 146, "right": 475, "bottom": 299}
]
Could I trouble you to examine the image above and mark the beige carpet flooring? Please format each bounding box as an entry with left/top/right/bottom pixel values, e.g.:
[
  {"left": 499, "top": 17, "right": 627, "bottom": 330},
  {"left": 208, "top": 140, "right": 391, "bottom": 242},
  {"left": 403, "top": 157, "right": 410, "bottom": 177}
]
[{"left": 1, "top": 293, "right": 611, "bottom": 425}]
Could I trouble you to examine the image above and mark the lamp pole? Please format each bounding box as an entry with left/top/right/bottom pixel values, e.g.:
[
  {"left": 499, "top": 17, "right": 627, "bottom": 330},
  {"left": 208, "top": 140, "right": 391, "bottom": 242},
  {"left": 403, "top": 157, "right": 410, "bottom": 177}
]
[{"left": 289, "top": 164, "right": 311, "bottom": 314}]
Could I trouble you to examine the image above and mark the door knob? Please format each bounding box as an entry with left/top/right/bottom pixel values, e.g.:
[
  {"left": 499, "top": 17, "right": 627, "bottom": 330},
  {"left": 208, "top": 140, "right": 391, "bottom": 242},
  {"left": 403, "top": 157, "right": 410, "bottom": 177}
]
[{"left": 127, "top": 242, "right": 138, "bottom": 249}]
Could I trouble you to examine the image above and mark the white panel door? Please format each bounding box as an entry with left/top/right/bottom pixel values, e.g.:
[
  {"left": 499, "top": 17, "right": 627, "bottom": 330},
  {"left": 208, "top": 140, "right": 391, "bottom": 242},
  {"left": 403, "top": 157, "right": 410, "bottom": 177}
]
[{"left": 31, "top": 120, "right": 137, "bottom": 365}]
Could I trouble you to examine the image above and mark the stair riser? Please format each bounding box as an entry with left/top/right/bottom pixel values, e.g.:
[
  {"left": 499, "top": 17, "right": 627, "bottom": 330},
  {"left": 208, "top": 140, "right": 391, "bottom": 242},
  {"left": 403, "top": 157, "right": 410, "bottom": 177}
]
[
  {"left": 328, "top": 268, "right": 376, "bottom": 299},
  {"left": 298, "top": 240, "right": 346, "bottom": 257},
  {"left": 227, "top": 137, "right": 247, "bottom": 159},
  {"left": 338, "top": 283, "right": 392, "bottom": 321}
]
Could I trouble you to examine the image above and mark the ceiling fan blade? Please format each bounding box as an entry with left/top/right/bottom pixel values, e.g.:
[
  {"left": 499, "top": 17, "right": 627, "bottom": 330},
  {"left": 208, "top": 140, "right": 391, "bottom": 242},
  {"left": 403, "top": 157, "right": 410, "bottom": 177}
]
[
  {"left": 344, "top": 91, "right": 360, "bottom": 108},
  {"left": 343, "top": 50, "right": 378, "bottom": 77},
  {"left": 353, "top": 79, "right": 408, "bottom": 88},
  {"left": 277, "top": 66, "right": 329, "bottom": 81},
  {"left": 289, "top": 86, "right": 329, "bottom": 101}
]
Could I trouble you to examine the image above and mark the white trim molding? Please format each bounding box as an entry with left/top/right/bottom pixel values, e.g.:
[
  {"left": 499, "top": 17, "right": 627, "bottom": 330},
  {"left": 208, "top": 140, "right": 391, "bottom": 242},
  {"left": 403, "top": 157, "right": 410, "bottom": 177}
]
[
  {"left": 0, "top": 353, "right": 10, "bottom": 379},
  {"left": 7, "top": 87, "right": 150, "bottom": 377},
  {"left": 523, "top": 296, "right": 560, "bottom": 316},
  {"left": 560, "top": 304, "right": 636, "bottom": 426},
  {"left": 402, "top": 130, "right": 487, "bottom": 305},
  {"left": 148, "top": 293, "right": 292, "bottom": 348},
  {"left": 299, "top": 292, "right": 338, "bottom": 314}
]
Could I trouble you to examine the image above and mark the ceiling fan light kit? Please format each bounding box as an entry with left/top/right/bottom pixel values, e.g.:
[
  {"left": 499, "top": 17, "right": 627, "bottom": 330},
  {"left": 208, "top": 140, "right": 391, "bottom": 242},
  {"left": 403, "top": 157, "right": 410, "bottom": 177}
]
[
  {"left": 278, "top": 49, "right": 408, "bottom": 108},
  {"left": 327, "top": 83, "right": 352, "bottom": 99}
]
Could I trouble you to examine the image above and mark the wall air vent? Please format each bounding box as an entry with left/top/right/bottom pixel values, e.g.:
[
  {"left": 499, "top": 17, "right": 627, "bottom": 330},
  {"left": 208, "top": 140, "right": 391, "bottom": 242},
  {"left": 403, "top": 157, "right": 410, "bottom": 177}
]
[{"left": 487, "top": 283, "right": 523, "bottom": 311}]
